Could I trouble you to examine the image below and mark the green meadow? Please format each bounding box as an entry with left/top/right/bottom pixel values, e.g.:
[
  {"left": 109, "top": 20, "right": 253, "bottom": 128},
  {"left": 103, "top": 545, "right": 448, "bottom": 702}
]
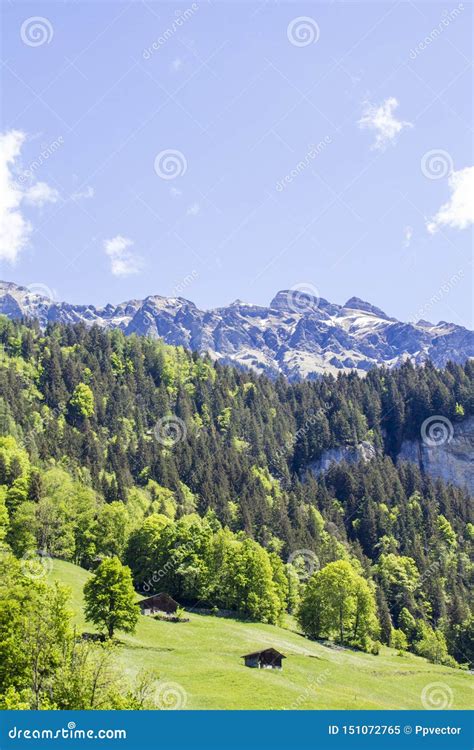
[{"left": 50, "top": 560, "right": 472, "bottom": 710}]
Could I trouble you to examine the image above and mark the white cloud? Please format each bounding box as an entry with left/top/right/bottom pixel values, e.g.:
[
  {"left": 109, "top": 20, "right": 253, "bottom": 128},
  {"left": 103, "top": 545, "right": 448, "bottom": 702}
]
[
  {"left": 71, "top": 185, "right": 94, "bottom": 201},
  {"left": 427, "top": 166, "right": 474, "bottom": 234},
  {"left": 103, "top": 235, "right": 143, "bottom": 276},
  {"left": 24, "top": 181, "right": 60, "bottom": 206},
  {"left": 0, "top": 129, "right": 59, "bottom": 262},
  {"left": 403, "top": 225, "right": 413, "bottom": 248},
  {"left": 358, "top": 97, "right": 412, "bottom": 150}
]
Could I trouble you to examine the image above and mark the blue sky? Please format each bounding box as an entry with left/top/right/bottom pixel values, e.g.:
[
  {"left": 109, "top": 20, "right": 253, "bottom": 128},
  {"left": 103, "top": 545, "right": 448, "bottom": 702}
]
[{"left": 1, "top": 0, "right": 472, "bottom": 327}]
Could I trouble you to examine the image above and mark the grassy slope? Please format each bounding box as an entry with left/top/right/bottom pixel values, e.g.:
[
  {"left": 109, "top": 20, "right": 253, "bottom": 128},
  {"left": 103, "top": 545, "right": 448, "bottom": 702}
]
[{"left": 49, "top": 559, "right": 473, "bottom": 710}]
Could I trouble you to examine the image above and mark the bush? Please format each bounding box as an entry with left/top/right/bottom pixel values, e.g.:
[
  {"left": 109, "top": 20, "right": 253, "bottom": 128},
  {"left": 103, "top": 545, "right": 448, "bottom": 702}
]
[
  {"left": 391, "top": 629, "right": 408, "bottom": 651},
  {"left": 355, "top": 636, "right": 381, "bottom": 655},
  {"left": 414, "top": 621, "right": 457, "bottom": 667}
]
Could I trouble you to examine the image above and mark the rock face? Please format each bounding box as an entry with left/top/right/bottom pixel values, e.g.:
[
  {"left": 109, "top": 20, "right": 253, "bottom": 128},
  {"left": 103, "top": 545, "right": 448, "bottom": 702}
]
[
  {"left": 398, "top": 417, "right": 474, "bottom": 494},
  {"left": 0, "top": 280, "right": 472, "bottom": 381},
  {"left": 310, "top": 421, "right": 473, "bottom": 494},
  {"left": 309, "top": 441, "right": 377, "bottom": 474}
]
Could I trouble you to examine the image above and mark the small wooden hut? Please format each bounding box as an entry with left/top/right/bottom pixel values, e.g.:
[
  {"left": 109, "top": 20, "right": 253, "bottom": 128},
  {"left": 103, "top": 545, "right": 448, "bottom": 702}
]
[
  {"left": 241, "top": 648, "right": 286, "bottom": 670},
  {"left": 137, "top": 592, "right": 179, "bottom": 616}
]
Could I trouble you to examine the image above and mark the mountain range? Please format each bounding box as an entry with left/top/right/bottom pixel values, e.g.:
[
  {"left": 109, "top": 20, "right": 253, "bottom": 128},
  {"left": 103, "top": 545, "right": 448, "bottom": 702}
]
[{"left": 0, "top": 279, "right": 472, "bottom": 380}]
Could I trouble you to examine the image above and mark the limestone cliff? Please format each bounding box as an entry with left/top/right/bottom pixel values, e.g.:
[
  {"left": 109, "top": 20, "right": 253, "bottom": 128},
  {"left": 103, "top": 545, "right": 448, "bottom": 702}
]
[
  {"left": 398, "top": 417, "right": 474, "bottom": 494},
  {"left": 309, "top": 441, "right": 377, "bottom": 474},
  {"left": 309, "top": 418, "right": 473, "bottom": 495}
]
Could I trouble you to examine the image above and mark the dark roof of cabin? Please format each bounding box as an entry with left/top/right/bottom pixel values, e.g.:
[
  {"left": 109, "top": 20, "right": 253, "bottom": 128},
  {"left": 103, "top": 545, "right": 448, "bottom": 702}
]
[
  {"left": 137, "top": 592, "right": 178, "bottom": 606},
  {"left": 241, "top": 648, "right": 286, "bottom": 659}
]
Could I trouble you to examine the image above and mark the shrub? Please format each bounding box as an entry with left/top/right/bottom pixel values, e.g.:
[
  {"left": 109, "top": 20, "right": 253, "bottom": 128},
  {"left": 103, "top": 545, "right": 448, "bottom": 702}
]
[{"left": 391, "top": 629, "right": 408, "bottom": 651}]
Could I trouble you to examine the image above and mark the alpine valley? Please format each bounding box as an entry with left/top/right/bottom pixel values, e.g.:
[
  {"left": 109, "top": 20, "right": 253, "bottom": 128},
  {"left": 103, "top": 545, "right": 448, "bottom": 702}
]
[
  {"left": 1, "top": 280, "right": 472, "bottom": 381},
  {"left": 0, "top": 281, "right": 472, "bottom": 711}
]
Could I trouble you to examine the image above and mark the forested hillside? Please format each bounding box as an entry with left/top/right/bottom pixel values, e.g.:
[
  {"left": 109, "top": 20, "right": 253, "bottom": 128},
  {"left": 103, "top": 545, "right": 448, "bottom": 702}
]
[{"left": 0, "top": 314, "right": 472, "bottom": 708}]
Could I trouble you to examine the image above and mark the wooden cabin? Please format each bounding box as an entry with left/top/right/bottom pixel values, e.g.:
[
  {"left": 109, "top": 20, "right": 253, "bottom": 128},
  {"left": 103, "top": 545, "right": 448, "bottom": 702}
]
[
  {"left": 241, "top": 648, "right": 286, "bottom": 670},
  {"left": 137, "top": 592, "right": 179, "bottom": 616}
]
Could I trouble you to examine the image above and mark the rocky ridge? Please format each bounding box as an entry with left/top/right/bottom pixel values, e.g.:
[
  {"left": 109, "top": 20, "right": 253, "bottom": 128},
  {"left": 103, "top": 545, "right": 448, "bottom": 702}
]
[{"left": 0, "top": 280, "right": 472, "bottom": 381}]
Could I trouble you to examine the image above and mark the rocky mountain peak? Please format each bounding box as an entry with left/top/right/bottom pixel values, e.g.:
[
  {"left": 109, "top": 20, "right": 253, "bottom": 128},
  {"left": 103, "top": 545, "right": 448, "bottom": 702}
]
[
  {"left": 342, "top": 296, "right": 392, "bottom": 320},
  {"left": 0, "top": 279, "right": 472, "bottom": 381}
]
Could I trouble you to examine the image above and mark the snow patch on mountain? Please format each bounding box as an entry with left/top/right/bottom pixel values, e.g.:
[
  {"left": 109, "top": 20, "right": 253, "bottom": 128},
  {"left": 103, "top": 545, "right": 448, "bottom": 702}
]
[{"left": 0, "top": 280, "right": 472, "bottom": 380}]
